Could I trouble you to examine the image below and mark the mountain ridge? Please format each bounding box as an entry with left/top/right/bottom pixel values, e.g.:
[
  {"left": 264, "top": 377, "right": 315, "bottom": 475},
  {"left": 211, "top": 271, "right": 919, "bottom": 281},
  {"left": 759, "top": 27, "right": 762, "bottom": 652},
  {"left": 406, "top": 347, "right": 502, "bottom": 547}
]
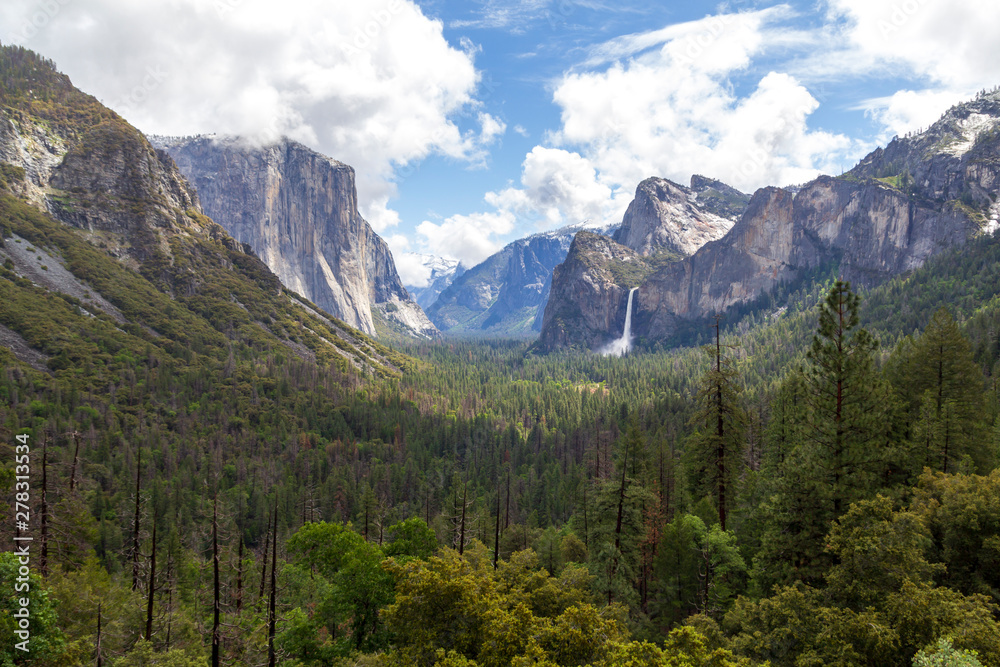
[
  {"left": 0, "top": 44, "right": 407, "bottom": 376},
  {"left": 426, "top": 221, "right": 618, "bottom": 337},
  {"left": 537, "top": 90, "right": 1000, "bottom": 353}
]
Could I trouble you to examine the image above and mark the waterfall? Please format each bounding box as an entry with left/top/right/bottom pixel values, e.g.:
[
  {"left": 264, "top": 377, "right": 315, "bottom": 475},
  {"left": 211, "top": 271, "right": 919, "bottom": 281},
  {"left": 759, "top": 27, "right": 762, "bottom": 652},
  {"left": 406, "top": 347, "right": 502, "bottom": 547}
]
[{"left": 601, "top": 287, "right": 638, "bottom": 357}]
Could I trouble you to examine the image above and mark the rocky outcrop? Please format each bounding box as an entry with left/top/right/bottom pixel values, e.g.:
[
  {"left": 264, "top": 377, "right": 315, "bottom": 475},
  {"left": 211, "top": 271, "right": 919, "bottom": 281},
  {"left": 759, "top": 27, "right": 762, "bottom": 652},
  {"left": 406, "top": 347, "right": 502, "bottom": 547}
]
[
  {"left": 1, "top": 108, "right": 217, "bottom": 265},
  {"left": 536, "top": 231, "right": 643, "bottom": 352},
  {"left": 155, "top": 136, "right": 436, "bottom": 339},
  {"left": 635, "top": 177, "right": 973, "bottom": 339},
  {"left": 849, "top": 90, "right": 1000, "bottom": 207},
  {"left": 538, "top": 92, "right": 1000, "bottom": 352},
  {"left": 0, "top": 45, "right": 403, "bottom": 376},
  {"left": 612, "top": 177, "right": 741, "bottom": 256},
  {"left": 427, "top": 222, "right": 617, "bottom": 336},
  {"left": 0, "top": 109, "right": 69, "bottom": 207},
  {"left": 689, "top": 175, "right": 753, "bottom": 220}
]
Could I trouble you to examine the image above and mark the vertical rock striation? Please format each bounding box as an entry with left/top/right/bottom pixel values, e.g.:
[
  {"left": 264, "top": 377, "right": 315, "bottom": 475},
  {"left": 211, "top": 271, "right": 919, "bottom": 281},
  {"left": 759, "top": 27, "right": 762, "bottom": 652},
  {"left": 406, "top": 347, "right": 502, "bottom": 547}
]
[{"left": 155, "top": 136, "right": 436, "bottom": 338}]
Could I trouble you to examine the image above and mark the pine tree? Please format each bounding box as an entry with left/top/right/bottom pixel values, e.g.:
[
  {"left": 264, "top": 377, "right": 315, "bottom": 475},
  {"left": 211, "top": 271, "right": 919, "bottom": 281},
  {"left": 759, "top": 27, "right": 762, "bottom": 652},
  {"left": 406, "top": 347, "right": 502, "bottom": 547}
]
[
  {"left": 754, "top": 282, "right": 895, "bottom": 588},
  {"left": 889, "top": 307, "right": 990, "bottom": 472},
  {"left": 799, "top": 281, "right": 892, "bottom": 518},
  {"left": 686, "top": 318, "right": 746, "bottom": 530}
]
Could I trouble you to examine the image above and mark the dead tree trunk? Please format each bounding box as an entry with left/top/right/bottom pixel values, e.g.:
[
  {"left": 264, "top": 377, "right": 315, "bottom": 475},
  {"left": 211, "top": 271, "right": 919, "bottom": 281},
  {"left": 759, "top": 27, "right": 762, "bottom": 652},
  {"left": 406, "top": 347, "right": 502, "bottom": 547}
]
[
  {"left": 267, "top": 499, "right": 278, "bottom": 667},
  {"left": 212, "top": 495, "right": 220, "bottom": 667},
  {"left": 145, "top": 516, "right": 156, "bottom": 641},
  {"left": 131, "top": 449, "right": 142, "bottom": 591}
]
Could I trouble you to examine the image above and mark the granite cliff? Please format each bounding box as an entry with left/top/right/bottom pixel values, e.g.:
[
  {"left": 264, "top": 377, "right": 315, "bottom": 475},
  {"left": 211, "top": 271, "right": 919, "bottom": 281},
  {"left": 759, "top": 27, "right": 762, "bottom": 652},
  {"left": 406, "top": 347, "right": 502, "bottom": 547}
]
[
  {"left": 536, "top": 231, "right": 644, "bottom": 351},
  {"left": 538, "top": 91, "right": 1000, "bottom": 352},
  {"left": 154, "top": 136, "right": 436, "bottom": 339},
  {"left": 0, "top": 45, "right": 402, "bottom": 374},
  {"left": 0, "top": 74, "right": 213, "bottom": 264},
  {"left": 611, "top": 176, "right": 744, "bottom": 256},
  {"left": 426, "top": 222, "right": 617, "bottom": 336}
]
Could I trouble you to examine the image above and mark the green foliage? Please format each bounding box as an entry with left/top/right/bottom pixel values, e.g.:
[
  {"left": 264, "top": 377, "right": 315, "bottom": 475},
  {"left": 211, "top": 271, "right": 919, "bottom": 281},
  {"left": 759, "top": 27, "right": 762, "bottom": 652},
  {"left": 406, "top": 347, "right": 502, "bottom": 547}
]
[
  {"left": 910, "top": 469, "right": 1000, "bottom": 601},
  {"left": 0, "top": 553, "right": 66, "bottom": 665},
  {"left": 685, "top": 338, "right": 746, "bottom": 530},
  {"left": 652, "top": 515, "right": 747, "bottom": 625},
  {"left": 886, "top": 308, "right": 992, "bottom": 473},
  {"left": 47, "top": 558, "right": 146, "bottom": 662},
  {"left": 0, "top": 44, "right": 119, "bottom": 134},
  {"left": 285, "top": 521, "right": 395, "bottom": 654},
  {"left": 7, "top": 42, "right": 1000, "bottom": 667},
  {"left": 606, "top": 250, "right": 683, "bottom": 289},
  {"left": 913, "top": 639, "right": 985, "bottom": 667},
  {"left": 0, "top": 163, "right": 25, "bottom": 192},
  {"left": 384, "top": 545, "right": 633, "bottom": 666},
  {"left": 385, "top": 517, "right": 438, "bottom": 559},
  {"left": 728, "top": 490, "right": 1000, "bottom": 667},
  {"left": 754, "top": 282, "right": 900, "bottom": 589},
  {"left": 109, "top": 640, "right": 207, "bottom": 667},
  {"left": 824, "top": 496, "right": 942, "bottom": 607}
]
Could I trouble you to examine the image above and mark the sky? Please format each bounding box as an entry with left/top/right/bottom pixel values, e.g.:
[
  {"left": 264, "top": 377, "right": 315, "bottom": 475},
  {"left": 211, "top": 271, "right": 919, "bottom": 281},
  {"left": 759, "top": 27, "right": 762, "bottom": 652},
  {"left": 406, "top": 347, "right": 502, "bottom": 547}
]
[{"left": 3, "top": 0, "right": 1000, "bottom": 287}]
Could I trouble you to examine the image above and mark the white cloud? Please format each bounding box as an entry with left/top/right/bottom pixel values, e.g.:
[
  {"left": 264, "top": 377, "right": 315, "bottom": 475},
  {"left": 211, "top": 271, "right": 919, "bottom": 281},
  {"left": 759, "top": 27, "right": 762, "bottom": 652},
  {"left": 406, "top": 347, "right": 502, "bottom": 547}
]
[
  {"left": 486, "top": 147, "right": 622, "bottom": 228},
  {"left": 409, "top": 147, "right": 625, "bottom": 265},
  {"left": 416, "top": 210, "right": 515, "bottom": 267},
  {"left": 417, "top": 7, "right": 859, "bottom": 260},
  {"left": 448, "top": 0, "right": 552, "bottom": 31},
  {"left": 393, "top": 252, "right": 434, "bottom": 288},
  {"left": 859, "top": 89, "right": 973, "bottom": 140},
  {"left": 829, "top": 0, "right": 1000, "bottom": 138},
  {"left": 546, "top": 9, "right": 855, "bottom": 194},
  {"left": 0, "top": 0, "right": 484, "bottom": 232},
  {"left": 829, "top": 0, "right": 1000, "bottom": 91},
  {"left": 478, "top": 112, "right": 508, "bottom": 146}
]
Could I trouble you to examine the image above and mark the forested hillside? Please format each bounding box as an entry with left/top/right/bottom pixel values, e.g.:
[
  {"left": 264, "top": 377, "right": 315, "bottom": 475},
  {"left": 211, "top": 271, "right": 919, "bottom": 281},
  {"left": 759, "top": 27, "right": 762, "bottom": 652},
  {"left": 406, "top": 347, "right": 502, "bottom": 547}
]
[{"left": 3, "top": 44, "right": 1000, "bottom": 667}]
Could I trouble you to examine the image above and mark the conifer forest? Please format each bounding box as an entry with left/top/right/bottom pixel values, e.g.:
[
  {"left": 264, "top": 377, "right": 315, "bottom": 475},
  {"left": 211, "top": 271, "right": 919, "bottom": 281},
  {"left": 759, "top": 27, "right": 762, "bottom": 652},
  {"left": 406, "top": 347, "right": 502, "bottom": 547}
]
[{"left": 3, "top": 42, "right": 1000, "bottom": 667}]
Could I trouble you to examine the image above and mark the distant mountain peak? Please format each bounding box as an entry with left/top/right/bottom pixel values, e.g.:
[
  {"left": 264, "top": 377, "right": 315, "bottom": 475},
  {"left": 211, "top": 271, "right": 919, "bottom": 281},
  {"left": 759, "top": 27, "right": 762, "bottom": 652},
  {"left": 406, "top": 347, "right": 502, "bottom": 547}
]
[
  {"left": 612, "top": 175, "right": 746, "bottom": 257},
  {"left": 425, "top": 221, "right": 619, "bottom": 336}
]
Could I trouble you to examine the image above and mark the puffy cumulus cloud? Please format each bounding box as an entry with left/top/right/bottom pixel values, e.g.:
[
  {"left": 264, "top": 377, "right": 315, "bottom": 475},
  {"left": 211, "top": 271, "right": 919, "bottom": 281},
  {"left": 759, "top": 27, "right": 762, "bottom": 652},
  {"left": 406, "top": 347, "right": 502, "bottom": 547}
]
[
  {"left": 547, "top": 9, "right": 855, "bottom": 193},
  {"left": 829, "top": 0, "right": 1000, "bottom": 90},
  {"left": 422, "top": 7, "right": 855, "bottom": 258},
  {"left": 486, "top": 147, "right": 622, "bottom": 228},
  {"left": 383, "top": 234, "right": 443, "bottom": 289},
  {"left": 829, "top": 0, "right": 1000, "bottom": 137},
  {"left": 416, "top": 210, "right": 515, "bottom": 267},
  {"left": 409, "top": 147, "right": 624, "bottom": 265},
  {"left": 860, "top": 89, "right": 973, "bottom": 140},
  {"left": 0, "top": 0, "right": 484, "bottom": 231},
  {"left": 391, "top": 253, "right": 435, "bottom": 289}
]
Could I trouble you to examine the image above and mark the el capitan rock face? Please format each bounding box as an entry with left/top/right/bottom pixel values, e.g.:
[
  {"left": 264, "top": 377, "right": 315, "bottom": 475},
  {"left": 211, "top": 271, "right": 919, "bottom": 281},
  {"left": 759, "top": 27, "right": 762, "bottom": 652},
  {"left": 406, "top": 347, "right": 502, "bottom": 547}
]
[
  {"left": 155, "top": 135, "right": 436, "bottom": 339},
  {"left": 537, "top": 91, "right": 1000, "bottom": 352}
]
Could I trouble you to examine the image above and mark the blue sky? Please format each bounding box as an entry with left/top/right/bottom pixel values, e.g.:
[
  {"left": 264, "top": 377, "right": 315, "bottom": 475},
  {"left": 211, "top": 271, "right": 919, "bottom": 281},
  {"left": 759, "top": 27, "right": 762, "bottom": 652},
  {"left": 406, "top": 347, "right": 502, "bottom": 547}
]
[{"left": 3, "top": 0, "right": 999, "bottom": 285}]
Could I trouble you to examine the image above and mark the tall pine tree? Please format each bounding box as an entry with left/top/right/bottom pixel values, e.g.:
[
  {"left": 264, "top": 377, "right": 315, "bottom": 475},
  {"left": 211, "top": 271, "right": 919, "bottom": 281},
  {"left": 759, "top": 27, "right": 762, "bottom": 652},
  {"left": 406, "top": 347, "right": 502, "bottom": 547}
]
[
  {"left": 887, "top": 307, "right": 990, "bottom": 473},
  {"left": 754, "top": 281, "right": 896, "bottom": 589},
  {"left": 686, "top": 318, "right": 746, "bottom": 531}
]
